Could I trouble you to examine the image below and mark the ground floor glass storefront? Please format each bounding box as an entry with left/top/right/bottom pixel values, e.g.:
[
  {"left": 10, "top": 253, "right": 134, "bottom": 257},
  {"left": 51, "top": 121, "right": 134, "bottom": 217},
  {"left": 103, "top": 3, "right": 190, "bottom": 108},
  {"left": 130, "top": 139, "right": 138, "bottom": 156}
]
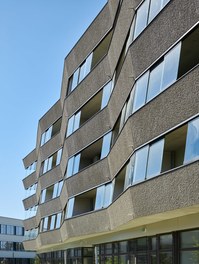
[{"left": 38, "top": 228, "right": 199, "bottom": 264}]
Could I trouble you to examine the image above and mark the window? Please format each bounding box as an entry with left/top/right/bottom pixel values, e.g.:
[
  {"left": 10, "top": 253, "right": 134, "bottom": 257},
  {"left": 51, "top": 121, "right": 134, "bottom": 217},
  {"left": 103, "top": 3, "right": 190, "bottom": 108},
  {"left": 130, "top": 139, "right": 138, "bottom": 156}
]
[
  {"left": 132, "top": 146, "right": 149, "bottom": 184},
  {"left": 25, "top": 161, "right": 37, "bottom": 176},
  {"left": 148, "top": 0, "right": 162, "bottom": 23},
  {"left": 180, "top": 230, "right": 199, "bottom": 264},
  {"left": 146, "top": 60, "right": 164, "bottom": 102},
  {"left": 41, "top": 118, "right": 62, "bottom": 146},
  {"left": 184, "top": 117, "right": 199, "bottom": 164},
  {"left": 100, "top": 132, "right": 112, "bottom": 159},
  {"left": 66, "top": 198, "right": 75, "bottom": 219},
  {"left": 16, "top": 226, "right": 24, "bottom": 236},
  {"left": 40, "top": 213, "right": 62, "bottom": 232},
  {"left": 132, "top": 0, "right": 171, "bottom": 41},
  {"left": 146, "top": 139, "right": 164, "bottom": 179},
  {"left": 6, "top": 225, "right": 14, "bottom": 235},
  {"left": 40, "top": 181, "right": 63, "bottom": 204},
  {"left": 40, "top": 149, "right": 62, "bottom": 175},
  {"left": 113, "top": 166, "right": 127, "bottom": 201},
  {"left": 124, "top": 155, "right": 135, "bottom": 189},
  {"left": 161, "top": 42, "right": 181, "bottom": 91},
  {"left": 95, "top": 182, "right": 114, "bottom": 210},
  {"left": 133, "top": 71, "right": 149, "bottom": 112},
  {"left": 133, "top": 0, "right": 150, "bottom": 39}
]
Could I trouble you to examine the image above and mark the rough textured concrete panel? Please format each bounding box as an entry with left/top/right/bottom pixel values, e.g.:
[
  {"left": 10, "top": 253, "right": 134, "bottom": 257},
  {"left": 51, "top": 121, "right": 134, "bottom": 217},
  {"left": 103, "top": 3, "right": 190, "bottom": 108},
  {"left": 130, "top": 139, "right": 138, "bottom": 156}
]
[
  {"left": 23, "top": 194, "right": 37, "bottom": 210},
  {"left": 39, "top": 198, "right": 62, "bottom": 218},
  {"left": 23, "top": 149, "right": 37, "bottom": 168},
  {"left": 39, "top": 165, "right": 62, "bottom": 190},
  {"left": 66, "top": 158, "right": 110, "bottom": 197},
  {"left": 39, "top": 133, "right": 62, "bottom": 162},
  {"left": 23, "top": 172, "right": 37, "bottom": 190}
]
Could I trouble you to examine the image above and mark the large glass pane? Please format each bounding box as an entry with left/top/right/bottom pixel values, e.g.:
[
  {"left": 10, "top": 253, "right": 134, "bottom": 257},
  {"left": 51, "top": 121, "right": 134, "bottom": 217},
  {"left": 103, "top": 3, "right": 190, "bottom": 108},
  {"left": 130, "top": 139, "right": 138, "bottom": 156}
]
[
  {"left": 133, "top": 146, "right": 149, "bottom": 184},
  {"left": 134, "top": 0, "right": 150, "bottom": 39},
  {"left": 55, "top": 213, "right": 62, "bottom": 228},
  {"left": 162, "top": 42, "right": 181, "bottom": 90},
  {"left": 100, "top": 132, "right": 112, "bottom": 159},
  {"left": 133, "top": 71, "right": 149, "bottom": 112},
  {"left": 101, "top": 81, "right": 112, "bottom": 109},
  {"left": 73, "top": 111, "right": 81, "bottom": 132},
  {"left": 146, "top": 139, "right": 164, "bottom": 178},
  {"left": 47, "top": 156, "right": 53, "bottom": 171},
  {"left": 66, "top": 198, "right": 75, "bottom": 218},
  {"left": 84, "top": 53, "right": 93, "bottom": 76},
  {"left": 66, "top": 115, "right": 75, "bottom": 137},
  {"left": 73, "top": 154, "right": 81, "bottom": 174},
  {"left": 184, "top": 117, "right": 199, "bottom": 163},
  {"left": 52, "top": 183, "right": 58, "bottom": 199},
  {"left": 124, "top": 154, "right": 135, "bottom": 189},
  {"left": 50, "top": 215, "right": 56, "bottom": 230},
  {"left": 43, "top": 159, "right": 48, "bottom": 174},
  {"left": 71, "top": 68, "right": 80, "bottom": 91},
  {"left": 180, "top": 230, "right": 199, "bottom": 248},
  {"left": 148, "top": 0, "right": 162, "bottom": 23},
  {"left": 146, "top": 61, "right": 164, "bottom": 102},
  {"left": 79, "top": 61, "right": 86, "bottom": 83},
  {"left": 180, "top": 251, "right": 199, "bottom": 264},
  {"left": 45, "top": 126, "right": 52, "bottom": 143},
  {"left": 103, "top": 182, "right": 114, "bottom": 208},
  {"left": 57, "top": 181, "right": 63, "bottom": 196},
  {"left": 95, "top": 185, "right": 105, "bottom": 210},
  {"left": 56, "top": 149, "right": 62, "bottom": 165},
  {"left": 160, "top": 234, "right": 173, "bottom": 249},
  {"left": 66, "top": 157, "right": 75, "bottom": 178}
]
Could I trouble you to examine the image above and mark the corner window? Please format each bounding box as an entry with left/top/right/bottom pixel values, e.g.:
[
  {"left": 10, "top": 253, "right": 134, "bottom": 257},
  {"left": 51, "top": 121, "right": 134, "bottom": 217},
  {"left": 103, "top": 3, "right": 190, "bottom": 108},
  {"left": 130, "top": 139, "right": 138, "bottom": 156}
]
[
  {"left": 146, "top": 60, "right": 164, "bottom": 102},
  {"left": 146, "top": 139, "right": 164, "bottom": 179},
  {"left": 133, "top": 71, "right": 149, "bottom": 112},
  {"left": 184, "top": 117, "right": 199, "bottom": 164},
  {"left": 133, "top": 146, "right": 149, "bottom": 184}
]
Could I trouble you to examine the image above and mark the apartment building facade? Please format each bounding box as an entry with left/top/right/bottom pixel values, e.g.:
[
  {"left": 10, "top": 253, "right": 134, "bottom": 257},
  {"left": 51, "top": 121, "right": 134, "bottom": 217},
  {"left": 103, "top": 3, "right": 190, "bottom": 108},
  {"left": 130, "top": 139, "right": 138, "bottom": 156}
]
[
  {"left": 0, "top": 216, "right": 35, "bottom": 264},
  {"left": 22, "top": 0, "right": 199, "bottom": 263}
]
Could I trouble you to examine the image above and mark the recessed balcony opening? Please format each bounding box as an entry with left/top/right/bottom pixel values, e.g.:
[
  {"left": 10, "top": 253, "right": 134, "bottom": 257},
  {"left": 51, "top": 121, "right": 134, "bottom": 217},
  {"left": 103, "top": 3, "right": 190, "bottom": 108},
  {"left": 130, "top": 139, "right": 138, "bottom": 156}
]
[
  {"left": 79, "top": 139, "right": 102, "bottom": 170},
  {"left": 80, "top": 92, "right": 103, "bottom": 126},
  {"left": 73, "top": 189, "right": 96, "bottom": 216},
  {"left": 178, "top": 26, "right": 199, "bottom": 78},
  {"left": 66, "top": 132, "right": 112, "bottom": 178},
  {"left": 91, "top": 30, "right": 112, "bottom": 69},
  {"left": 51, "top": 118, "right": 62, "bottom": 138},
  {"left": 161, "top": 124, "right": 187, "bottom": 172},
  {"left": 113, "top": 166, "right": 126, "bottom": 201}
]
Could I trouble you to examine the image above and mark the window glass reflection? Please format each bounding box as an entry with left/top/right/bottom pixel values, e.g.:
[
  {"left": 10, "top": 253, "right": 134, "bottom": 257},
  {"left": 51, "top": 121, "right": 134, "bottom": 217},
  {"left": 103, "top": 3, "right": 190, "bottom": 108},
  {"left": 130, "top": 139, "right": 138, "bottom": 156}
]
[
  {"left": 133, "top": 146, "right": 149, "bottom": 184},
  {"left": 134, "top": 0, "right": 150, "bottom": 39},
  {"left": 147, "top": 61, "right": 163, "bottom": 102},
  {"left": 184, "top": 117, "right": 199, "bottom": 163},
  {"left": 146, "top": 139, "right": 164, "bottom": 178}
]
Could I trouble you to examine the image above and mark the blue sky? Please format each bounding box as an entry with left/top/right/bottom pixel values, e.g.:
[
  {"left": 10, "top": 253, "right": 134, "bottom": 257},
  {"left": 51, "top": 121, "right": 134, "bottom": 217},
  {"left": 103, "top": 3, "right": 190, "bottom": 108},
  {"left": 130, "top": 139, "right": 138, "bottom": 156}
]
[{"left": 0, "top": 0, "right": 107, "bottom": 219}]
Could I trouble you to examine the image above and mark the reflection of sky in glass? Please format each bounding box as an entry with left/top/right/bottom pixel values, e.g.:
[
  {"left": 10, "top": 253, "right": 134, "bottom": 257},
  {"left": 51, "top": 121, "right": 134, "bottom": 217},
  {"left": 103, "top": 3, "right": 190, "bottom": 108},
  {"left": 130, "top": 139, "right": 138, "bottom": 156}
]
[
  {"left": 133, "top": 146, "right": 149, "bottom": 183},
  {"left": 184, "top": 117, "right": 199, "bottom": 163},
  {"left": 146, "top": 139, "right": 164, "bottom": 178}
]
